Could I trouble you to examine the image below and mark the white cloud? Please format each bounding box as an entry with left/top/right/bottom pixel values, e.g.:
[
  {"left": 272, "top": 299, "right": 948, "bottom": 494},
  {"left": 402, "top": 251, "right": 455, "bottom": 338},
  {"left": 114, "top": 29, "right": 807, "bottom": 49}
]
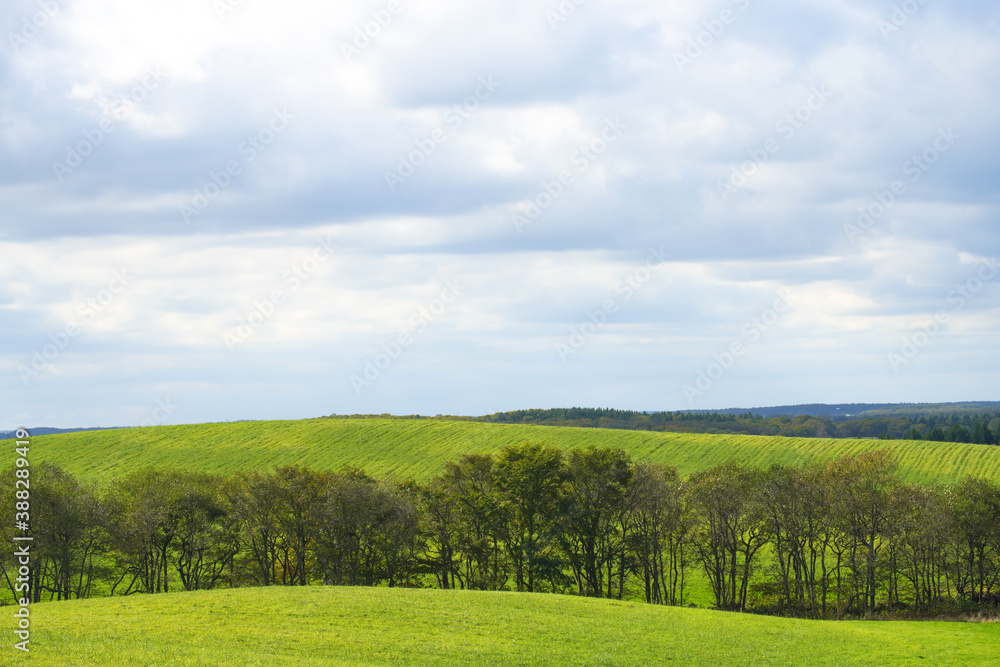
[{"left": 1, "top": 0, "right": 998, "bottom": 427}]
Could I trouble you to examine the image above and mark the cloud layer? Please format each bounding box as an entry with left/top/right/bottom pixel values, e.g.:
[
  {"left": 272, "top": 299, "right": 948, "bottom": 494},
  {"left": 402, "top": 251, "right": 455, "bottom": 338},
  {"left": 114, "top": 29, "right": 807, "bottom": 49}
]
[{"left": 2, "top": 0, "right": 998, "bottom": 428}]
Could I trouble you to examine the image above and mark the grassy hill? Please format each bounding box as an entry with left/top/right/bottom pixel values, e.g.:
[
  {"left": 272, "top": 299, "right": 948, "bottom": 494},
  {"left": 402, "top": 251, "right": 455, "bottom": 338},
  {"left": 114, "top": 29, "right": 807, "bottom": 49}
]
[
  {"left": 11, "top": 419, "right": 1000, "bottom": 666},
  {"left": 12, "top": 417, "right": 1000, "bottom": 485},
  {"left": 25, "top": 586, "right": 1000, "bottom": 666}
]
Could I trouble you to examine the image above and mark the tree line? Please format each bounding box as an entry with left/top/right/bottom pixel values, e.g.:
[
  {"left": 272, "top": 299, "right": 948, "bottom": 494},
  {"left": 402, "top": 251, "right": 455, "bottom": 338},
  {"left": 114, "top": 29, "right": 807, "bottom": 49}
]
[
  {"left": 3, "top": 445, "right": 999, "bottom": 619},
  {"left": 471, "top": 407, "right": 1000, "bottom": 443}
]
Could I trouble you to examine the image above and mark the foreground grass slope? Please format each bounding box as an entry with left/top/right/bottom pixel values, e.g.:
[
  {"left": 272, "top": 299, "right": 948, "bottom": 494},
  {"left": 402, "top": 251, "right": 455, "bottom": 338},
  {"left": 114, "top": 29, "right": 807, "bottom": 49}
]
[
  {"left": 16, "top": 418, "right": 1000, "bottom": 484},
  {"left": 25, "top": 586, "right": 1000, "bottom": 666}
]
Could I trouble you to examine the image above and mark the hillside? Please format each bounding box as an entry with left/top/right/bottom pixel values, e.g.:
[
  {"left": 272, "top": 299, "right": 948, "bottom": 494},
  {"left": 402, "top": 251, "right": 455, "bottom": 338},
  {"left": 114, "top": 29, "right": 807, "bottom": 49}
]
[
  {"left": 13, "top": 417, "right": 1000, "bottom": 485},
  {"left": 0, "top": 426, "right": 117, "bottom": 440},
  {"left": 27, "top": 586, "right": 1000, "bottom": 666}
]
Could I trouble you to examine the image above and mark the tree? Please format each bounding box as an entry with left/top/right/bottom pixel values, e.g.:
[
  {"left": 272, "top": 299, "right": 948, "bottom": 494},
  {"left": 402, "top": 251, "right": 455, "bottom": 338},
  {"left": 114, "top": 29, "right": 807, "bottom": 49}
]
[
  {"left": 438, "top": 454, "right": 510, "bottom": 590},
  {"left": 227, "top": 471, "right": 284, "bottom": 586},
  {"left": 626, "top": 462, "right": 690, "bottom": 605},
  {"left": 827, "top": 450, "right": 902, "bottom": 614},
  {"left": 415, "top": 476, "right": 462, "bottom": 589},
  {"left": 169, "top": 472, "right": 239, "bottom": 591},
  {"left": 494, "top": 443, "right": 567, "bottom": 592},
  {"left": 0, "top": 464, "right": 105, "bottom": 602},
  {"left": 947, "top": 476, "right": 1000, "bottom": 602},
  {"left": 971, "top": 421, "right": 997, "bottom": 445},
  {"left": 948, "top": 424, "right": 972, "bottom": 444},
  {"left": 105, "top": 468, "right": 180, "bottom": 595},
  {"left": 560, "top": 446, "right": 633, "bottom": 598},
  {"left": 794, "top": 464, "right": 839, "bottom": 616},
  {"left": 895, "top": 483, "right": 949, "bottom": 612},
  {"left": 688, "top": 461, "right": 767, "bottom": 611},
  {"left": 311, "top": 468, "right": 419, "bottom": 587},
  {"left": 273, "top": 465, "right": 330, "bottom": 585},
  {"left": 927, "top": 426, "right": 946, "bottom": 442},
  {"left": 373, "top": 480, "right": 421, "bottom": 587}
]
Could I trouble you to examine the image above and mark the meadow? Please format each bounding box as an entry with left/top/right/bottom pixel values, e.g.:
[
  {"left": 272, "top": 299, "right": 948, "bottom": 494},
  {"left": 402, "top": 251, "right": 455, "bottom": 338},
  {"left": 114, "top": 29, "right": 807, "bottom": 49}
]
[
  {"left": 23, "top": 586, "right": 1000, "bottom": 666},
  {"left": 7, "top": 418, "right": 1000, "bottom": 665},
  {"left": 15, "top": 417, "right": 1000, "bottom": 485}
]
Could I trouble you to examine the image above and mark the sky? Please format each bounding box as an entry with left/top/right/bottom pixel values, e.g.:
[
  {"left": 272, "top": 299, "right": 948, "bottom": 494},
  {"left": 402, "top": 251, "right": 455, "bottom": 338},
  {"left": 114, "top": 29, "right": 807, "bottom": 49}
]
[{"left": 2, "top": 0, "right": 998, "bottom": 429}]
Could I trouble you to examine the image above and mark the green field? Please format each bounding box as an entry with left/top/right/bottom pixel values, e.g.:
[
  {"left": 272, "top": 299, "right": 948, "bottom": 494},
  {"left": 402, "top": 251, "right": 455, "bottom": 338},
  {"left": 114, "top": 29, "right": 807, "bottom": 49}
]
[
  {"left": 14, "top": 417, "right": 1000, "bottom": 485},
  {"left": 18, "top": 586, "right": 997, "bottom": 666},
  {"left": 8, "top": 418, "right": 1000, "bottom": 665}
]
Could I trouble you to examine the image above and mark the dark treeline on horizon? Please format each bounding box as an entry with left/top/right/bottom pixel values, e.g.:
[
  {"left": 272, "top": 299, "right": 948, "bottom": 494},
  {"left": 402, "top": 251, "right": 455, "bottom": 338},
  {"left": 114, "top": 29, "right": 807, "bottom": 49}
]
[
  {"left": 471, "top": 407, "right": 1000, "bottom": 443},
  {"left": 4, "top": 445, "right": 1000, "bottom": 620},
  {"left": 322, "top": 407, "right": 1000, "bottom": 443}
]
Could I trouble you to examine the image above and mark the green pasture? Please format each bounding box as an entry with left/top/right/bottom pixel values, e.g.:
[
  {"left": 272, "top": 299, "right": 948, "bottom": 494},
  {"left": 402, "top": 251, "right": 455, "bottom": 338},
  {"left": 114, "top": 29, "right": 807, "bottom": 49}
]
[{"left": 16, "top": 586, "right": 997, "bottom": 666}]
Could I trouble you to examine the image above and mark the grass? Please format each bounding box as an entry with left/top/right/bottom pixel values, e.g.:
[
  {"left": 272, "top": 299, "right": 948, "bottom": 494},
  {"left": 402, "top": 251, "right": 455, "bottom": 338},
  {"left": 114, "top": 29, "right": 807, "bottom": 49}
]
[
  {"left": 9, "top": 419, "right": 1000, "bottom": 665},
  {"left": 17, "top": 586, "right": 999, "bottom": 666},
  {"left": 11, "top": 417, "right": 1000, "bottom": 485}
]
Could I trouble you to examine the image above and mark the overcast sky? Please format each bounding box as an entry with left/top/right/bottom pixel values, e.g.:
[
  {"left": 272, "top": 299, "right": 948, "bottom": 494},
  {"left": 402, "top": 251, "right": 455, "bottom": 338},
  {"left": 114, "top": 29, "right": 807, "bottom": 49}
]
[{"left": 2, "top": 0, "right": 998, "bottom": 429}]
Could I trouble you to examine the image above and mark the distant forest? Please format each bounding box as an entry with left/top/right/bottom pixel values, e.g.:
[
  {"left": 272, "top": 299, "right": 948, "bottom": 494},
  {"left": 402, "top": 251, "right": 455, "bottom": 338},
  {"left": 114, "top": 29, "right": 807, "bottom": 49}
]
[
  {"left": 330, "top": 407, "right": 1000, "bottom": 444},
  {"left": 475, "top": 408, "right": 1000, "bottom": 444},
  {"left": 322, "top": 407, "right": 1000, "bottom": 443}
]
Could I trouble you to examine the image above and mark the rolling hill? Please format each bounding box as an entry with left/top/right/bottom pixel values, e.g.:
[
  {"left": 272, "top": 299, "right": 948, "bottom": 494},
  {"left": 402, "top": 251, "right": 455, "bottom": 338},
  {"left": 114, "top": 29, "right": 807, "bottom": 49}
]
[
  {"left": 26, "top": 586, "right": 1000, "bottom": 666},
  {"left": 11, "top": 417, "right": 1000, "bottom": 485},
  {"left": 10, "top": 417, "right": 1000, "bottom": 666}
]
